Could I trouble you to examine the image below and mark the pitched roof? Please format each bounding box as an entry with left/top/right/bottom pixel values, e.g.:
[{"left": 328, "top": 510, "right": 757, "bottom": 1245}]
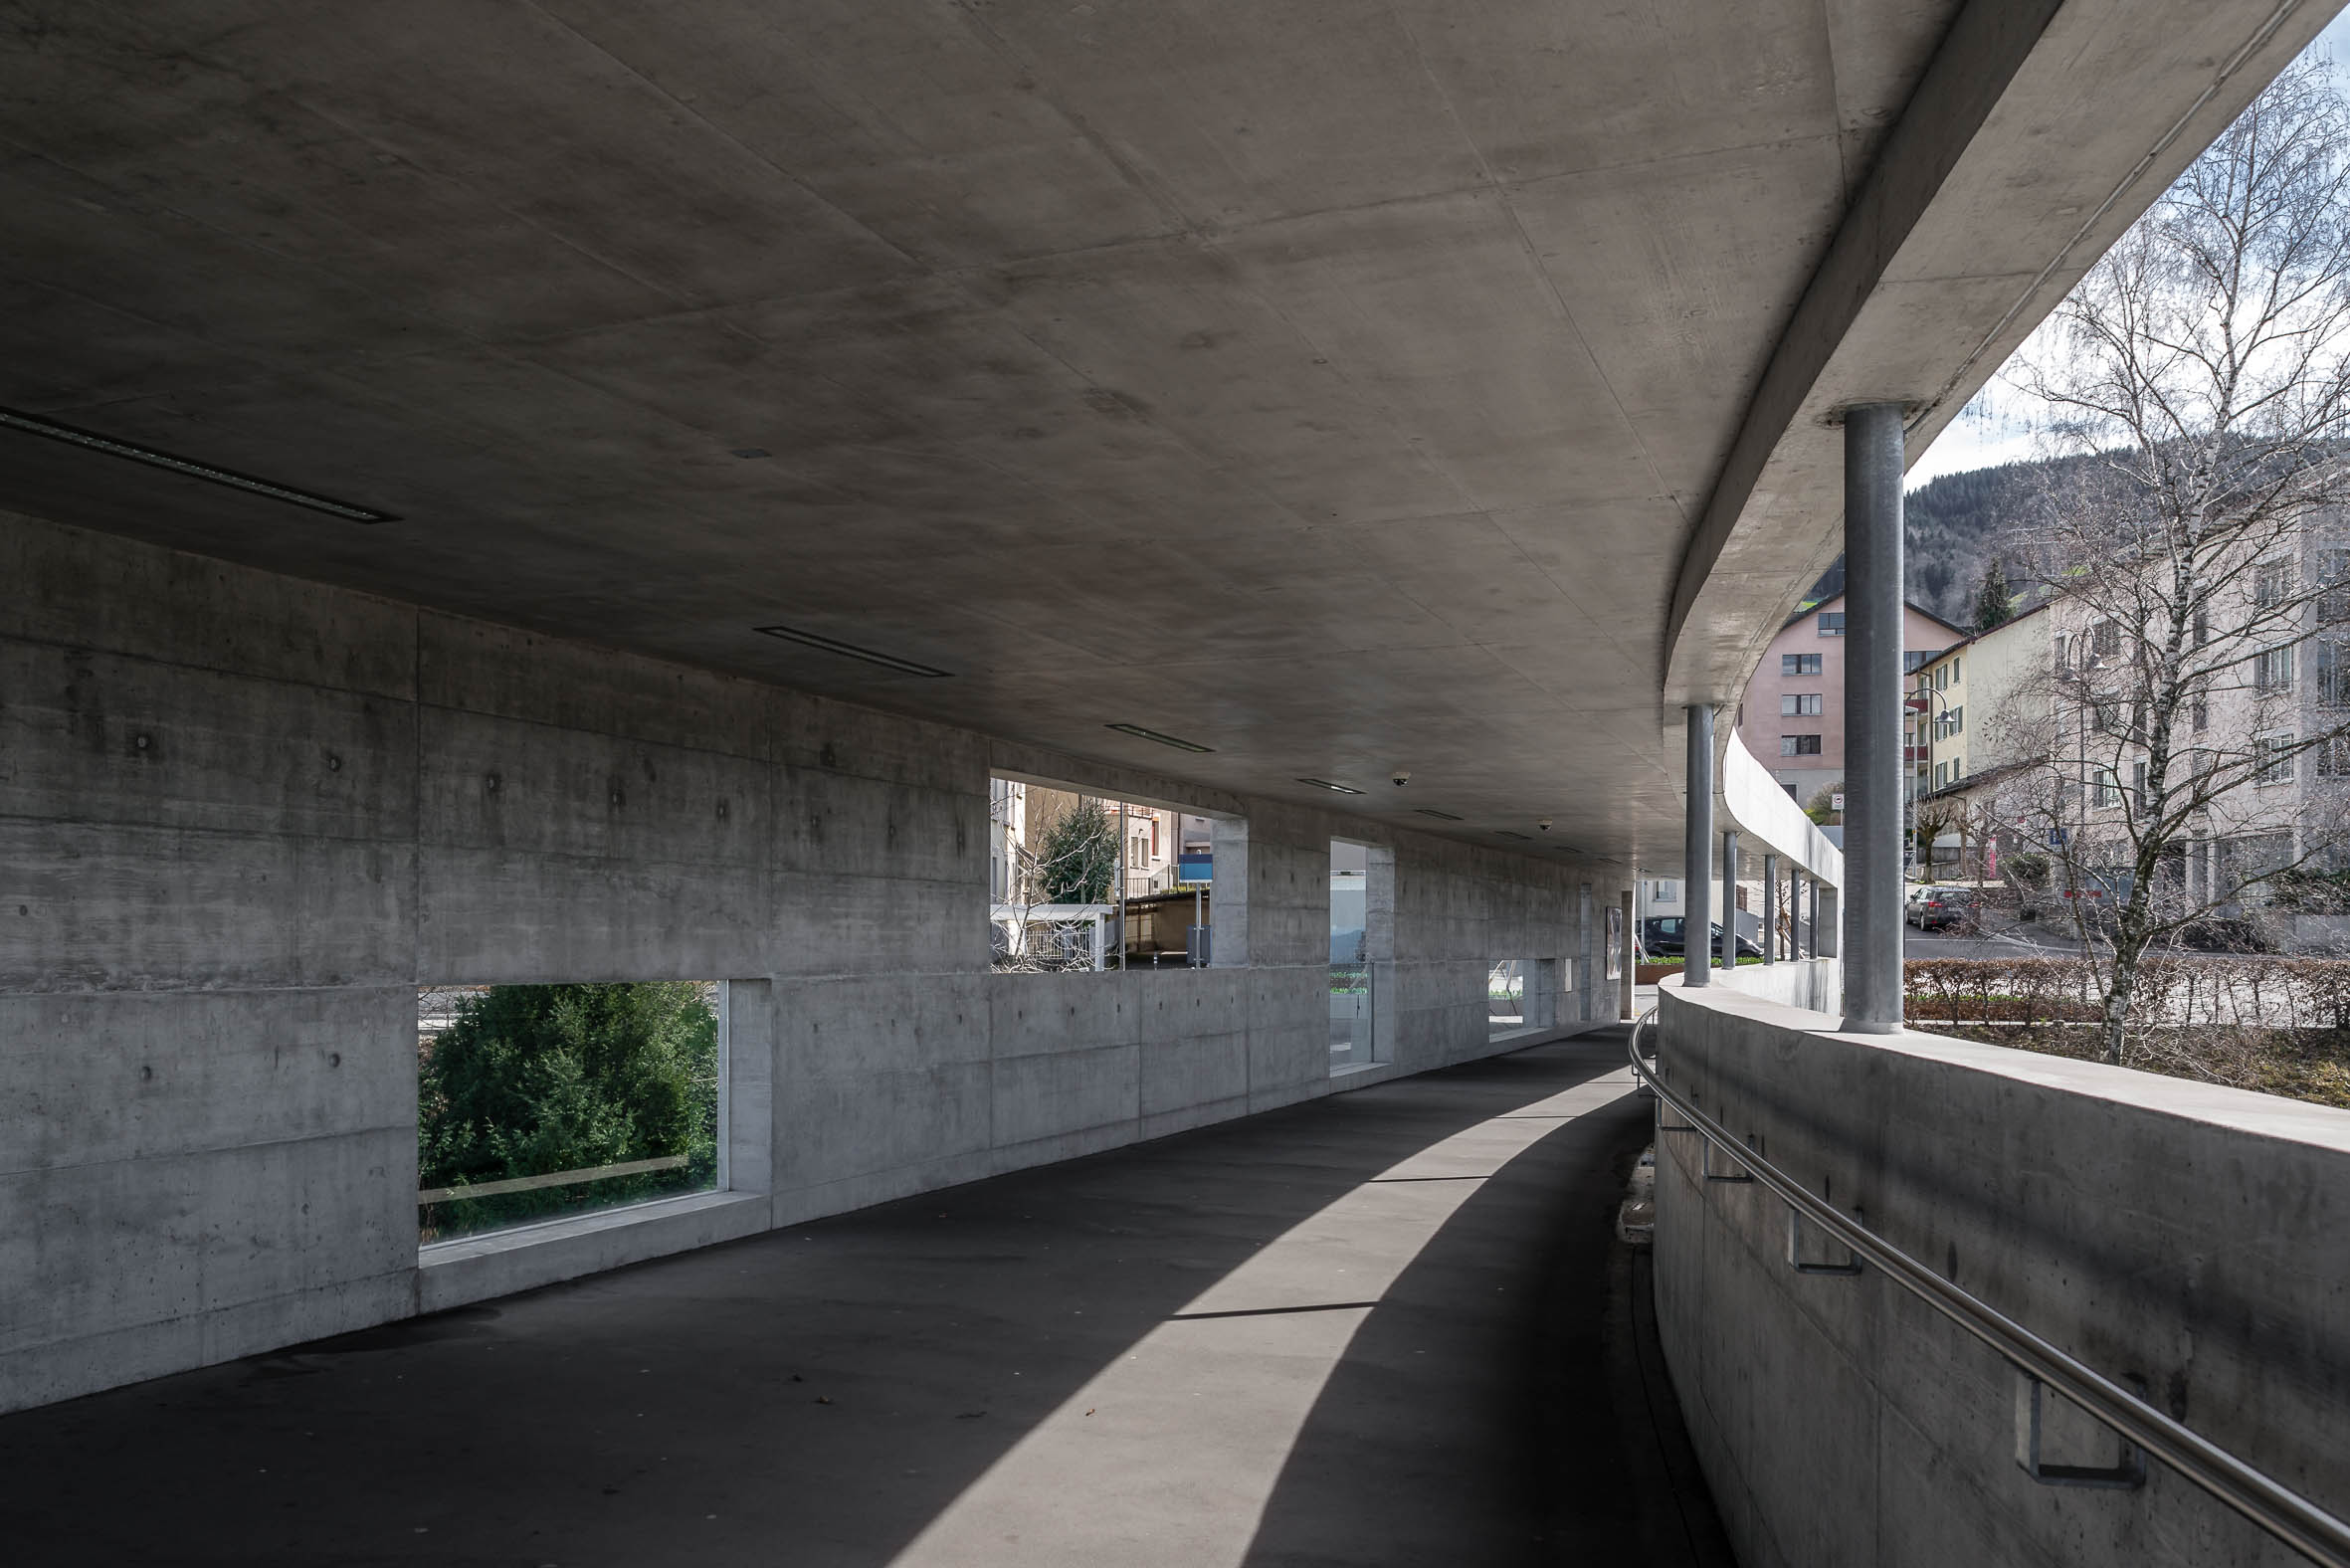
[{"left": 1780, "top": 593, "right": 1971, "bottom": 637}]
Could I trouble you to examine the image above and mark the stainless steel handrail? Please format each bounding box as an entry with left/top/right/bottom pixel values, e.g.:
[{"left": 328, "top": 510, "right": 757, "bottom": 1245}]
[{"left": 1626, "top": 1006, "right": 2350, "bottom": 1568}]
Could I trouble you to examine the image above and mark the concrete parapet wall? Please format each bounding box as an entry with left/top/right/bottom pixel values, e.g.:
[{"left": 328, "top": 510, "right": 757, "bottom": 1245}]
[
  {"left": 1719, "top": 955, "right": 1840, "bottom": 1013},
  {"left": 1653, "top": 978, "right": 2350, "bottom": 1568},
  {"left": 0, "top": 509, "right": 1619, "bottom": 1412}
]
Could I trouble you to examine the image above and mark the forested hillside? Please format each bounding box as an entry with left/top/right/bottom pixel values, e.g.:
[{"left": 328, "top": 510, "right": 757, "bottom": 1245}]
[{"left": 1797, "top": 452, "right": 2108, "bottom": 627}]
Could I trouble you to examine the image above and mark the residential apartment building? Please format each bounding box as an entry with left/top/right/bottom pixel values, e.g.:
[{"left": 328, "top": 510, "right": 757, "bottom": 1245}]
[
  {"left": 1908, "top": 604, "right": 2048, "bottom": 791},
  {"left": 1906, "top": 605, "right": 2050, "bottom": 877},
  {"left": 1937, "top": 525, "right": 2350, "bottom": 929},
  {"left": 1738, "top": 593, "right": 1968, "bottom": 803}
]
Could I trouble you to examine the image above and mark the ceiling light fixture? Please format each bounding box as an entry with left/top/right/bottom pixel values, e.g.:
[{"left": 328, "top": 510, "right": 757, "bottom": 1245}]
[
  {"left": 1413, "top": 808, "right": 1465, "bottom": 822},
  {"left": 1105, "top": 723, "right": 1214, "bottom": 753},
  {"left": 1296, "top": 777, "right": 1364, "bottom": 795},
  {"left": 0, "top": 405, "right": 398, "bottom": 522},
  {"left": 1496, "top": 830, "right": 1532, "bottom": 841},
  {"left": 752, "top": 623, "right": 953, "bottom": 678}
]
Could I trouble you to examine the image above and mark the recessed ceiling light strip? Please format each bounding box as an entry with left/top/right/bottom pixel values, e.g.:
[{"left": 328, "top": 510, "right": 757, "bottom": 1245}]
[
  {"left": 1105, "top": 723, "right": 1214, "bottom": 753},
  {"left": 0, "top": 405, "right": 397, "bottom": 522},
  {"left": 753, "top": 623, "right": 953, "bottom": 678},
  {"left": 1413, "top": 808, "right": 1465, "bottom": 821},
  {"left": 1296, "top": 777, "right": 1364, "bottom": 795}
]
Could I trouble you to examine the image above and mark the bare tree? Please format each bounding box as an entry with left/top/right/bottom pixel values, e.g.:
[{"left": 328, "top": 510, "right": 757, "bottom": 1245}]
[
  {"left": 991, "top": 792, "right": 1125, "bottom": 971},
  {"left": 1987, "top": 58, "right": 2350, "bottom": 1063}
]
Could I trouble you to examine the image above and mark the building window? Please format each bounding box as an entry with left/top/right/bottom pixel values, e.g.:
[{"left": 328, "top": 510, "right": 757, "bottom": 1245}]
[
  {"left": 1818, "top": 612, "right": 1845, "bottom": 637},
  {"left": 1781, "top": 692, "right": 1823, "bottom": 716},
  {"left": 1783, "top": 652, "right": 1822, "bottom": 676},
  {"left": 2194, "top": 609, "right": 2209, "bottom": 648},
  {"left": 2091, "top": 767, "right": 2118, "bottom": 808},
  {"left": 2054, "top": 634, "right": 2069, "bottom": 672},
  {"left": 2255, "top": 645, "right": 2294, "bottom": 692},
  {"left": 2193, "top": 694, "right": 2209, "bottom": 731},
  {"left": 2132, "top": 761, "right": 2147, "bottom": 804},
  {"left": 2256, "top": 560, "right": 2289, "bottom": 609},
  {"left": 1780, "top": 734, "right": 1823, "bottom": 756},
  {"left": 2320, "top": 641, "right": 2350, "bottom": 706},
  {"left": 1951, "top": 656, "right": 1962, "bottom": 684},
  {"left": 2092, "top": 621, "right": 2121, "bottom": 661},
  {"left": 1934, "top": 761, "right": 1947, "bottom": 788},
  {"left": 1651, "top": 880, "right": 1676, "bottom": 902},
  {"left": 2320, "top": 547, "right": 2350, "bottom": 623},
  {"left": 2319, "top": 735, "right": 2350, "bottom": 778},
  {"left": 2256, "top": 734, "right": 2295, "bottom": 786}
]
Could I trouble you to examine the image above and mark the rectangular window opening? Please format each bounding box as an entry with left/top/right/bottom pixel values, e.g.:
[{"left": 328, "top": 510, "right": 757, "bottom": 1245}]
[
  {"left": 1329, "top": 839, "right": 1386, "bottom": 1070},
  {"left": 1488, "top": 959, "right": 1532, "bottom": 1041},
  {"left": 1784, "top": 653, "right": 1823, "bottom": 676},
  {"left": 992, "top": 775, "right": 1226, "bottom": 970},
  {"left": 417, "top": 981, "right": 724, "bottom": 1246}
]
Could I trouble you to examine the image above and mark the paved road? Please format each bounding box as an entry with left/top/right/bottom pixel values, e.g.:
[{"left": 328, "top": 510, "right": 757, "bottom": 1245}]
[
  {"left": 1904, "top": 926, "right": 2096, "bottom": 959},
  {"left": 0, "top": 1029, "right": 1732, "bottom": 1568}
]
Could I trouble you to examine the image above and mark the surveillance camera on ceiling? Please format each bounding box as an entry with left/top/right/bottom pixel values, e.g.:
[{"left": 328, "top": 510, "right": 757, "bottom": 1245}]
[
  {"left": 1538, "top": 819, "right": 1553, "bottom": 831},
  {"left": 1391, "top": 771, "right": 1411, "bottom": 786}
]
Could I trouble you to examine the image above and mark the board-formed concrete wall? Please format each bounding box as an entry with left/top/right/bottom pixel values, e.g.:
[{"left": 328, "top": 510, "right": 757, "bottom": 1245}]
[
  {"left": 1652, "top": 978, "right": 2350, "bottom": 1568},
  {"left": 0, "top": 507, "right": 1619, "bottom": 1413}
]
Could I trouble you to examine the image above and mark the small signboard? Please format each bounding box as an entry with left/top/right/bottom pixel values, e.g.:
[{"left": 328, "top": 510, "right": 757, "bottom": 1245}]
[
  {"left": 1831, "top": 793, "right": 1845, "bottom": 811},
  {"left": 1177, "top": 855, "right": 1212, "bottom": 884}
]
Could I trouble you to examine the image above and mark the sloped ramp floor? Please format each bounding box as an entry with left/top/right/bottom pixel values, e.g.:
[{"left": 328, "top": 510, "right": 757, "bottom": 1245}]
[{"left": 0, "top": 1027, "right": 1733, "bottom": 1567}]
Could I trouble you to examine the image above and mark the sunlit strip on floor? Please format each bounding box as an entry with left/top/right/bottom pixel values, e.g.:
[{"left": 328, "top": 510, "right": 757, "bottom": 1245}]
[{"left": 886, "top": 1071, "right": 1633, "bottom": 1568}]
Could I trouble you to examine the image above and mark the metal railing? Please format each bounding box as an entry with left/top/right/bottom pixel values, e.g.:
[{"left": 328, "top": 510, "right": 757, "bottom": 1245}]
[{"left": 1626, "top": 1006, "right": 2350, "bottom": 1568}]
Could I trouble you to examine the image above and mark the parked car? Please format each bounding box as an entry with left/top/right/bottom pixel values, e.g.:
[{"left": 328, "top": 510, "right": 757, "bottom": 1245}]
[
  {"left": 1904, "top": 884, "right": 1981, "bottom": 931},
  {"left": 1642, "top": 915, "right": 1762, "bottom": 959}
]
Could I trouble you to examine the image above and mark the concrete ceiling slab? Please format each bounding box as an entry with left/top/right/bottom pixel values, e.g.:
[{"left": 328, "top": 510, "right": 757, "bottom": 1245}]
[{"left": 0, "top": 0, "right": 2331, "bottom": 873}]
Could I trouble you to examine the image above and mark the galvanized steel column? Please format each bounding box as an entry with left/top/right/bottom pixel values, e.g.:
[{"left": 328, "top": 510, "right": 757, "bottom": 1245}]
[
  {"left": 1761, "top": 853, "right": 1778, "bottom": 965},
  {"left": 1842, "top": 402, "right": 1905, "bottom": 1031},
  {"left": 1683, "top": 705, "right": 1713, "bottom": 989},
  {"left": 1720, "top": 829, "right": 1738, "bottom": 970}
]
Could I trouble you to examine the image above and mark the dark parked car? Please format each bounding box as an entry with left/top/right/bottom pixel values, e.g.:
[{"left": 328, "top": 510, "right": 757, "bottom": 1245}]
[
  {"left": 1642, "top": 915, "right": 1761, "bottom": 960},
  {"left": 1904, "top": 884, "right": 1982, "bottom": 931}
]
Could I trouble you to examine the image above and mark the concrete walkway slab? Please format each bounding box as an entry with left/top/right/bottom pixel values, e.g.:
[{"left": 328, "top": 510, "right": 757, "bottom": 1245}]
[{"left": 0, "top": 1030, "right": 1730, "bottom": 1566}]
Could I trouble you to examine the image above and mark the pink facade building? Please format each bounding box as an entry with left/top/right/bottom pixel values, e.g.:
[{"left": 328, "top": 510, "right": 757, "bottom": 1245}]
[{"left": 1738, "top": 593, "right": 1967, "bottom": 803}]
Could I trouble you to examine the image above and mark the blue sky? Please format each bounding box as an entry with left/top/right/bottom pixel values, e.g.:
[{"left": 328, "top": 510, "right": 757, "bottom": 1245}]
[{"left": 1905, "top": 8, "right": 2350, "bottom": 490}]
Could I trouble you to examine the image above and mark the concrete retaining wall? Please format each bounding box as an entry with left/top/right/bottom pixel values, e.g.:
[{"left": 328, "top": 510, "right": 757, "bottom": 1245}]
[
  {"left": 1653, "top": 978, "right": 2350, "bottom": 1568},
  {"left": 0, "top": 508, "right": 1620, "bottom": 1412}
]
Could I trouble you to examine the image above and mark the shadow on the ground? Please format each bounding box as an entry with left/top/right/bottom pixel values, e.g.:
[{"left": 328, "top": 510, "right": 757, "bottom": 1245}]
[
  {"left": 0, "top": 1034, "right": 1716, "bottom": 1568},
  {"left": 1238, "top": 1030, "right": 1735, "bottom": 1567}
]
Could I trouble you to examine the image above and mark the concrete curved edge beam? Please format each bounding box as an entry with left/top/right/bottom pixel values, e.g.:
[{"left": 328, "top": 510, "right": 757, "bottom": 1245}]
[
  {"left": 1719, "top": 728, "right": 1843, "bottom": 884},
  {"left": 1660, "top": 0, "right": 2337, "bottom": 712}
]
